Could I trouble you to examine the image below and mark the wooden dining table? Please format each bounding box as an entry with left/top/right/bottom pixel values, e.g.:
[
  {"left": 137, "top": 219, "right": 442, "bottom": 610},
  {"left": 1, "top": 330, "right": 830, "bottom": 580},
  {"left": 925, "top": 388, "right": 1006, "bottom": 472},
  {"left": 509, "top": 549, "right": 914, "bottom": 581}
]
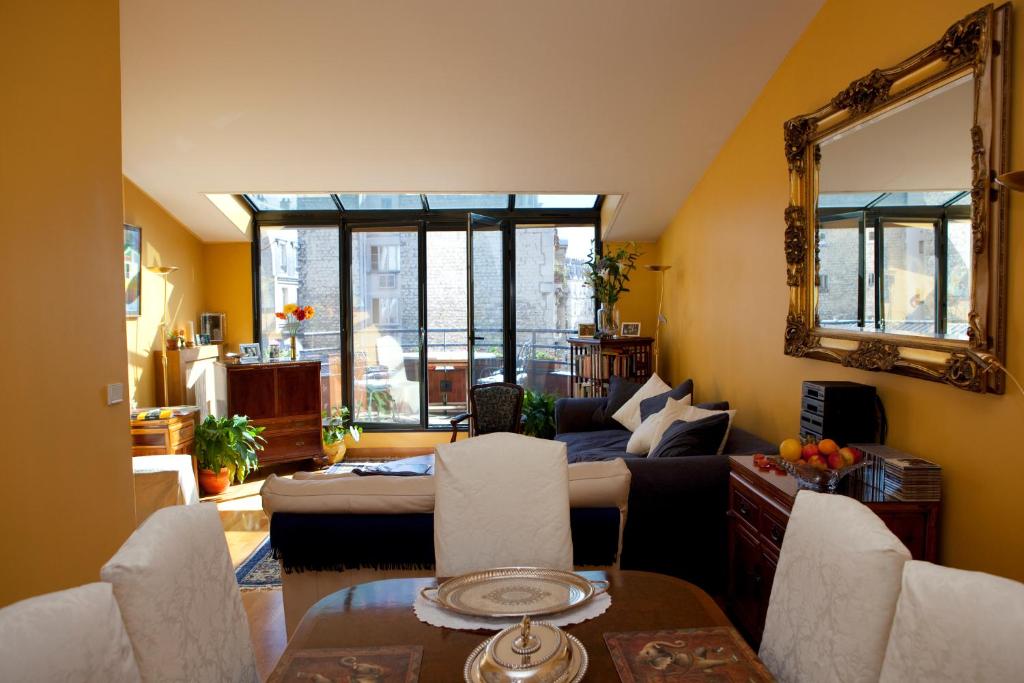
[{"left": 269, "top": 569, "right": 742, "bottom": 681}]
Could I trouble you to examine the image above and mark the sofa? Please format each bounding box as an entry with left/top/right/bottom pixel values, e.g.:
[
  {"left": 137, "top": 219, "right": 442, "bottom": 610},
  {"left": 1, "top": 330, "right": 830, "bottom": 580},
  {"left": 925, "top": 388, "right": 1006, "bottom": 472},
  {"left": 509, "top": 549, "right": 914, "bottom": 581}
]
[{"left": 553, "top": 395, "right": 776, "bottom": 593}]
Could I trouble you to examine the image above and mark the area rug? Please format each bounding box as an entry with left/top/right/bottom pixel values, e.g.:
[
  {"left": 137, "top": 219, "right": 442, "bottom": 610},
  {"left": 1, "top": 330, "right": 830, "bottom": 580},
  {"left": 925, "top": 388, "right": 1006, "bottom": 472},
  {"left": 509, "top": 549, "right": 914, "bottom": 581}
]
[{"left": 235, "top": 538, "right": 281, "bottom": 590}]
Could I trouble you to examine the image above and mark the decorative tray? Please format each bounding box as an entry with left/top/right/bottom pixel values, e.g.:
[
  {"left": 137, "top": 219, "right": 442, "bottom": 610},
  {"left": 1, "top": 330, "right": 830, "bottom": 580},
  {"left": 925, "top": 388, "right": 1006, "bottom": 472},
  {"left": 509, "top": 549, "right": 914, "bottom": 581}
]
[{"left": 422, "top": 567, "right": 608, "bottom": 618}]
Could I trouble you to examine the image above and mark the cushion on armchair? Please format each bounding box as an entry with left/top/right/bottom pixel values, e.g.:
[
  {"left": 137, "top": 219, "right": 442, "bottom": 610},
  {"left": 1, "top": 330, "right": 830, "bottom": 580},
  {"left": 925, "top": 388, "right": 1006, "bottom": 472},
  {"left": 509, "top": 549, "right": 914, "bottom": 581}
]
[
  {"left": 611, "top": 374, "right": 673, "bottom": 431},
  {"left": 638, "top": 379, "right": 694, "bottom": 421}
]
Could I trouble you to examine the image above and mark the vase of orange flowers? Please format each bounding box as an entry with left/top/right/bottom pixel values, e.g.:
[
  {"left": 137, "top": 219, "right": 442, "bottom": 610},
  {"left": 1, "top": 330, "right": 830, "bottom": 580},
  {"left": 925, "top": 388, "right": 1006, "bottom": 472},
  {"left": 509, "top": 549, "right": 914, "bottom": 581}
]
[{"left": 275, "top": 304, "right": 316, "bottom": 360}]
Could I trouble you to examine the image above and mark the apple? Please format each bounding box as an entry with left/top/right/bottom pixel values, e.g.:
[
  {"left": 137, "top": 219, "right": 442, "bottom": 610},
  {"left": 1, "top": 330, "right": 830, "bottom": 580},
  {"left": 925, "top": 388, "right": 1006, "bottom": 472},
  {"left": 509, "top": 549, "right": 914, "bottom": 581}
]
[
  {"left": 801, "top": 443, "right": 820, "bottom": 461},
  {"left": 779, "top": 438, "right": 802, "bottom": 462},
  {"left": 839, "top": 446, "right": 864, "bottom": 464},
  {"left": 827, "top": 451, "right": 845, "bottom": 469},
  {"left": 806, "top": 454, "right": 827, "bottom": 470},
  {"left": 818, "top": 438, "right": 839, "bottom": 456}
]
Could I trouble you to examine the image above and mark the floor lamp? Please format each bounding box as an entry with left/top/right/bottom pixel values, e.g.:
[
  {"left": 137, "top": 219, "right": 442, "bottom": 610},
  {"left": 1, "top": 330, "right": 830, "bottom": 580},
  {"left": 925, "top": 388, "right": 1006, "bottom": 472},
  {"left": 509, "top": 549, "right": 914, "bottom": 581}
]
[
  {"left": 644, "top": 264, "right": 672, "bottom": 376},
  {"left": 146, "top": 265, "right": 179, "bottom": 406}
]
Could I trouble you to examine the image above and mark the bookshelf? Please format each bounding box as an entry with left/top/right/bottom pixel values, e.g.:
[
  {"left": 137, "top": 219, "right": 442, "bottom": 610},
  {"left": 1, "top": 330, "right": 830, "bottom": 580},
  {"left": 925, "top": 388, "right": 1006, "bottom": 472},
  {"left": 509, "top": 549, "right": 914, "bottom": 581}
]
[{"left": 568, "top": 336, "right": 654, "bottom": 397}]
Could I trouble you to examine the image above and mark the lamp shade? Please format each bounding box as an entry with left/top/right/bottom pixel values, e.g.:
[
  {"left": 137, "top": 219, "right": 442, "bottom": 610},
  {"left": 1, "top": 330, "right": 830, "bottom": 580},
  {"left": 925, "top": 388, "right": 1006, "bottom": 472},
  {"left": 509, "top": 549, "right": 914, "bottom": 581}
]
[{"left": 995, "top": 170, "right": 1024, "bottom": 192}]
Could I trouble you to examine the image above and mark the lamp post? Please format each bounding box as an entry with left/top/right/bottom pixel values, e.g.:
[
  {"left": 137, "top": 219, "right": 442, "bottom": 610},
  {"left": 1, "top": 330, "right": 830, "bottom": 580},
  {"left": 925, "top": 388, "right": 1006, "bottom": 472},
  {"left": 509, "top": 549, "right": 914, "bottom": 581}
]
[
  {"left": 644, "top": 264, "right": 672, "bottom": 375},
  {"left": 146, "top": 265, "right": 179, "bottom": 405}
]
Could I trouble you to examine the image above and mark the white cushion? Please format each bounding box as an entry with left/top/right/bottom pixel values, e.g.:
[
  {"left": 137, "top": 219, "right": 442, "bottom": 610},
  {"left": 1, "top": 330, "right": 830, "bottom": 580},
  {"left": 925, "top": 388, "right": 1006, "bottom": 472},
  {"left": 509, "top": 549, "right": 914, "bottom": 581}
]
[
  {"left": 879, "top": 561, "right": 1024, "bottom": 682},
  {"left": 101, "top": 503, "right": 258, "bottom": 683},
  {"left": 626, "top": 395, "right": 692, "bottom": 455},
  {"left": 261, "top": 472, "right": 436, "bottom": 515},
  {"left": 0, "top": 582, "right": 141, "bottom": 682},
  {"left": 263, "top": 460, "right": 631, "bottom": 516},
  {"left": 760, "top": 491, "right": 910, "bottom": 683},
  {"left": 434, "top": 433, "right": 572, "bottom": 577},
  {"left": 677, "top": 404, "right": 736, "bottom": 454},
  {"left": 611, "top": 373, "right": 671, "bottom": 431}
]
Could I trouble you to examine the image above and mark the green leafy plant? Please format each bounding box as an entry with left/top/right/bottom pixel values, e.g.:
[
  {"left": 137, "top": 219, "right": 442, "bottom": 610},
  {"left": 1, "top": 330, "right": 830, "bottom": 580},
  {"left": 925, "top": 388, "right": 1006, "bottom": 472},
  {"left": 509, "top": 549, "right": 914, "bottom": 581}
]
[
  {"left": 194, "top": 415, "right": 265, "bottom": 484},
  {"left": 522, "top": 389, "right": 557, "bottom": 439},
  {"left": 322, "top": 406, "right": 362, "bottom": 445},
  {"left": 584, "top": 242, "right": 642, "bottom": 305}
]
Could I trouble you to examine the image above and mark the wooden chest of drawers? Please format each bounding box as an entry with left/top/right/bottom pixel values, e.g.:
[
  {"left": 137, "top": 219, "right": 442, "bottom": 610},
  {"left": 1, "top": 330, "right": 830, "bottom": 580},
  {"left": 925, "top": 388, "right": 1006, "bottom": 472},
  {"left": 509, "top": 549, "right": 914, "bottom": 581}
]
[
  {"left": 218, "top": 361, "right": 323, "bottom": 465},
  {"left": 726, "top": 455, "right": 940, "bottom": 647}
]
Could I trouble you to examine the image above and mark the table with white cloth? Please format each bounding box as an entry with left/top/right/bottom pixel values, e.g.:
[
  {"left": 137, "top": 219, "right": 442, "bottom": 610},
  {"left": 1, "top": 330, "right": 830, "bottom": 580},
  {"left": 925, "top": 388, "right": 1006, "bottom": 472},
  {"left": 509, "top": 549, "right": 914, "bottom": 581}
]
[{"left": 131, "top": 455, "right": 199, "bottom": 524}]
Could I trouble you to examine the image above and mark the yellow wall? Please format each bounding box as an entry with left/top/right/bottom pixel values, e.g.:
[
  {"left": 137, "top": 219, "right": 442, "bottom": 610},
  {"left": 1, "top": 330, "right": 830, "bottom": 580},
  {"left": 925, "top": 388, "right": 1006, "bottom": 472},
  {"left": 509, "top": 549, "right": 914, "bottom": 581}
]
[
  {"left": 203, "top": 243, "right": 255, "bottom": 353},
  {"left": 658, "top": 0, "right": 1024, "bottom": 581},
  {"left": 0, "top": 0, "right": 137, "bottom": 605},
  {"left": 124, "top": 177, "right": 206, "bottom": 407},
  {"left": 606, "top": 241, "right": 668, "bottom": 375}
]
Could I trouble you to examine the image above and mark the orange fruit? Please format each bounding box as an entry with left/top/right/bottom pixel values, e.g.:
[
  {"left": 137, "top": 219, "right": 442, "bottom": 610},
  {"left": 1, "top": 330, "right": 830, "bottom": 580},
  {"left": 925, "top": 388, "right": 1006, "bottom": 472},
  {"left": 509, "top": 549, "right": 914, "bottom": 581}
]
[
  {"left": 779, "top": 438, "right": 802, "bottom": 462},
  {"left": 818, "top": 438, "right": 839, "bottom": 456}
]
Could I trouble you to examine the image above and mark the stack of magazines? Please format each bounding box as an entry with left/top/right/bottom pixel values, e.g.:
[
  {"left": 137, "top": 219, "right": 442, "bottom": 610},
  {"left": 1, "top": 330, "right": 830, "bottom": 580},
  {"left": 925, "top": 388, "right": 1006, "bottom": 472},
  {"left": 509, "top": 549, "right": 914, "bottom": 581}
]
[
  {"left": 849, "top": 443, "right": 942, "bottom": 501},
  {"left": 882, "top": 457, "right": 942, "bottom": 501}
]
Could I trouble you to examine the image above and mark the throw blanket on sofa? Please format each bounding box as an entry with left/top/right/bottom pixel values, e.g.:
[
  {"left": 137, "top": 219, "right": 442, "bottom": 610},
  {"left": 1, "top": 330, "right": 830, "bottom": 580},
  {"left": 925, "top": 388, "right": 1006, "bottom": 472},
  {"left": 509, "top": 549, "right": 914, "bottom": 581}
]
[{"left": 270, "top": 508, "right": 621, "bottom": 573}]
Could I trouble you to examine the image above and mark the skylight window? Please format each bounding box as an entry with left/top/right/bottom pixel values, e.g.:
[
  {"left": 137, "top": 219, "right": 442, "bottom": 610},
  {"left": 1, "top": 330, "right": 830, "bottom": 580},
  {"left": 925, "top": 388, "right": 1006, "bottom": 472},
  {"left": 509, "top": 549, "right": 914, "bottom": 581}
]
[
  {"left": 515, "top": 194, "right": 598, "bottom": 209},
  {"left": 874, "top": 191, "right": 965, "bottom": 207},
  {"left": 246, "top": 193, "right": 336, "bottom": 211},
  {"left": 423, "top": 193, "right": 508, "bottom": 209},
  {"left": 336, "top": 193, "right": 423, "bottom": 210}
]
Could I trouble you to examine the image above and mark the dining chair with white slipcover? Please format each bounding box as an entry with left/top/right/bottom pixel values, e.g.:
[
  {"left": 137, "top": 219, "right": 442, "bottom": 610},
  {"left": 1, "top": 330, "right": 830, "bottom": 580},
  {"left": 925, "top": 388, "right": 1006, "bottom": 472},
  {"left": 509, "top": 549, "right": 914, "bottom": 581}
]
[{"left": 759, "top": 490, "right": 911, "bottom": 683}]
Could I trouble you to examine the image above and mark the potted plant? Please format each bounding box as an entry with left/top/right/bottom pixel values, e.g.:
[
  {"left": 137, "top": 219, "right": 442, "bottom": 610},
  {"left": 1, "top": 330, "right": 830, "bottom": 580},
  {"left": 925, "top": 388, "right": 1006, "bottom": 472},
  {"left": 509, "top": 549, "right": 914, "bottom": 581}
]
[
  {"left": 194, "top": 414, "right": 265, "bottom": 495},
  {"left": 584, "top": 242, "right": 642, "bottom": 336},
  {"left": 322, "top": 406, "right": 362, "bottom": 465},
  {"left": 522, "top": 389, "right": 557, "bottom": 439}
]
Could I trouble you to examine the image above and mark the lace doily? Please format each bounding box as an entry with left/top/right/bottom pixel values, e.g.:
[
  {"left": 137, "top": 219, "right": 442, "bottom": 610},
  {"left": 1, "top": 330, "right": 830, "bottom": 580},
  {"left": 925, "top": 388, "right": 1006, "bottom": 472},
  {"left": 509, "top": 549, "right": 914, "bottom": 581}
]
[{"left": 413, "top": 589, "right": 611, "bottom": 631}]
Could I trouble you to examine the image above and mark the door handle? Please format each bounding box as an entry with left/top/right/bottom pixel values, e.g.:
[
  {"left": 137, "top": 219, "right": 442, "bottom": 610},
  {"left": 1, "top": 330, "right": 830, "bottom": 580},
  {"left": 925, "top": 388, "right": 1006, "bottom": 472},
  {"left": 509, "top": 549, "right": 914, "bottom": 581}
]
[{"left": 470, "top": 335, "right": 485, "bottom": 341}]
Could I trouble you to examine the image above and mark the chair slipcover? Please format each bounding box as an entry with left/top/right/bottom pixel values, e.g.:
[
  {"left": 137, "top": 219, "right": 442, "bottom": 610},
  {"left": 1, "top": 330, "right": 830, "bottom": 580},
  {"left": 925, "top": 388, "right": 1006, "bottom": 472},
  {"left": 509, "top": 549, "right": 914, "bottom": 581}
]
[
  {"left": 101, "top": 503, "right": 258, "bottom": 683},
  {"left": 0, "top": 582, "right": 141, "bottom": 682},
  {"left": 759, "top": 491, "right": 911, "bottom": 683},
  {"left": 879, "top": 560, "right": 1024, "bottom": 682},
  {"left": 434, "top": 432, "right": 573, "bottom": 577}
]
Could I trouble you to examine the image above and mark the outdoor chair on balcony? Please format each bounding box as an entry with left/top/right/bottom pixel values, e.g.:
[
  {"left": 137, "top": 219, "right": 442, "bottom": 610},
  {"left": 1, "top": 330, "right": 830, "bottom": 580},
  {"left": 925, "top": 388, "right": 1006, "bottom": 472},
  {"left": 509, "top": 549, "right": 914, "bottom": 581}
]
[
  {"left": 479, "top": 339, "right": 532, "bottom": 385},
  {"left": 449, "top": 382, "right": 525, "bottom": 442}
]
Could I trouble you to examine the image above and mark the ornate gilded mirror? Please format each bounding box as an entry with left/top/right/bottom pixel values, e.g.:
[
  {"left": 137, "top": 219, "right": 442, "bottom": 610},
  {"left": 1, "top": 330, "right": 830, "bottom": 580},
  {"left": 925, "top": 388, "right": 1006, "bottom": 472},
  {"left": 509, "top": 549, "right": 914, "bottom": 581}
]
[{"left": 784, "top": 4, "right": 1012, "bottom": 393}]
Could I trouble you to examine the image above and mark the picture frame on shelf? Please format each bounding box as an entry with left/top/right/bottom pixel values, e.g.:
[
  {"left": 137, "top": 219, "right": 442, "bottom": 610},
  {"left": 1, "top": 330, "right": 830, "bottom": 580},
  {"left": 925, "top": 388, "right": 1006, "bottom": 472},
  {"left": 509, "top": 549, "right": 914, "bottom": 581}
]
[
  {"left": 577, "top": 323, "right": 596, "bottom": 338},
  {"left": 239, "top": 343, "right": 262, "bottom": 364},
  {"left": 200, "top": 312, "right": 226, "bottom": 343},
  {"left": 620, "top": 322, "right": 641, "bottom": 337},
  {"left": 124, "top": 225, "right": 141, "bottom": 318}
]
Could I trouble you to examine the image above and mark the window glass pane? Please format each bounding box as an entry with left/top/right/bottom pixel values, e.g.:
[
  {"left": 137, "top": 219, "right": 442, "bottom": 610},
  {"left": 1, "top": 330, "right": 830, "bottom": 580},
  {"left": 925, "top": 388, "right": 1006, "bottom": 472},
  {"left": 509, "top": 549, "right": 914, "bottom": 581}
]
[
  {"left": 470, "top": 226, "right": 505, "bottom": 385},
  {"left": 515, "top": 194, "right": 598, "bottom": 209},
  {"left": 881, "top": 220, "right": 937, "bottom": 336},
  {"left": 952, "top": 193, "right": 972, "bottom": 206},
  {"left": 257, "top": 226, "right": 342, "bottom": 413},
  {"left": 337, "top": 193, "right": 423, "bottom": 210},
  {"left": 515, "top": 225, "right": 595, "bottom": 397},
  {"left": 351, "top": 228, "right": 421, "bottom": 425},
  {"left": 425, "top": 231, "right": 469, "bottom": 427},
  {"left": 247, "top": 194, "right": 336, "bottom": 211},
  {"left": 424, "top": 193, "right": 508, "bottom": 209},
  {"left": 817, "top": 216, "right": 862, "bottom": 331},
  {"left": 818, "top": 192, "right": 884, "bottom": 208},
  {"left": 874, "top": 191, "right": 964, "bottom": 207},
  {"left": 946, "top": 218, "right": 972, "bottom": 340}
]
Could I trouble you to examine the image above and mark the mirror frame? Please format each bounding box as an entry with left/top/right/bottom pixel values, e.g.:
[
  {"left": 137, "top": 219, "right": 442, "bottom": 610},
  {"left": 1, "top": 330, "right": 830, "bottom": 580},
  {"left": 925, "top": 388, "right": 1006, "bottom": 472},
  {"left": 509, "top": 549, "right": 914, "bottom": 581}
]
[{"left": 783, "top": 4, "right": 1012, "bottom": 393}]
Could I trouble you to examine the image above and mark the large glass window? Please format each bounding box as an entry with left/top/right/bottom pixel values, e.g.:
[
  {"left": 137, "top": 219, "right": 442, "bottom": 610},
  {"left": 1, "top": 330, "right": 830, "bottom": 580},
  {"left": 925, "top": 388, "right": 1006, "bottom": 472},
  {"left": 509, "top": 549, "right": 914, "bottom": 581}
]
[
  {"left": 258, "top": 226, "right": 342, "bottom": 412},
  {"left": 514, "top": 225, "right": 595, "bottom": 396},
  {"left": 351, "top": 228, "right": 421, "bottom": 425},
  {"left": 881, "top": 219, "right": 938, "bottom": 336}
]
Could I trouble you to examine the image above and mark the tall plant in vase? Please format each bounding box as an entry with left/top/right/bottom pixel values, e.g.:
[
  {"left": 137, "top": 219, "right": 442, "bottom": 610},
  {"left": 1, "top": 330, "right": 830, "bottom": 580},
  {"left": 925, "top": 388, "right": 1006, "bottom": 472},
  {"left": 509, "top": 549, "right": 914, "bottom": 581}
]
[
  {"left": 275, "top": 303, "right": 315, "bottom": 360},
  {"left": 584, "top": 242, "right": 642, "bottom": 337}
]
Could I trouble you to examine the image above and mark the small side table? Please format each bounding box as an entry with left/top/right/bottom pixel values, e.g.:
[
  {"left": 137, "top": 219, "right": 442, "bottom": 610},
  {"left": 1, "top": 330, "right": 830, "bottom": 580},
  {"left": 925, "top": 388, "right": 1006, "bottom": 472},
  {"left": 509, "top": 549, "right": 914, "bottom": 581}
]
[{"left": 130, "top": 408, "right": 200, "bottom": 483}]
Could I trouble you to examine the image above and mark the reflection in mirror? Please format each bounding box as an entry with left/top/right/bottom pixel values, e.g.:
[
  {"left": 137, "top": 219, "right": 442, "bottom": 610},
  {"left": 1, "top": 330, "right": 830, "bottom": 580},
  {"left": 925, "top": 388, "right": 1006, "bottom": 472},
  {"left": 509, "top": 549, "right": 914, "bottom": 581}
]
[{"left": 816, "top": 74, "right": 973, "bottom": 340}]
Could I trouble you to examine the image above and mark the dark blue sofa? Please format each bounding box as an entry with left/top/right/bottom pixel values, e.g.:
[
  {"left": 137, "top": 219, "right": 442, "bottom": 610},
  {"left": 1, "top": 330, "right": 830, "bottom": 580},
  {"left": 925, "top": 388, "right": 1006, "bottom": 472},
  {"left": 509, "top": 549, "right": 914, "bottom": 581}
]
[{"left": 554, "top": 396, "right": 776, "bottom": 593}]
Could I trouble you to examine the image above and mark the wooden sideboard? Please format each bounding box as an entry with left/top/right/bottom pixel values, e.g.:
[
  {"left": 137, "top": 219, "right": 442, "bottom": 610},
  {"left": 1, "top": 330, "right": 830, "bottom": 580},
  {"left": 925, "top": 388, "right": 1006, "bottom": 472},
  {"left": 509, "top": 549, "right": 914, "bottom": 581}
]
[
  {"left": 217, "top": 361, "right": 323, "bottom": 465},
  {"left": 726, "top": 455, "right": 940, "bottom": 648}
]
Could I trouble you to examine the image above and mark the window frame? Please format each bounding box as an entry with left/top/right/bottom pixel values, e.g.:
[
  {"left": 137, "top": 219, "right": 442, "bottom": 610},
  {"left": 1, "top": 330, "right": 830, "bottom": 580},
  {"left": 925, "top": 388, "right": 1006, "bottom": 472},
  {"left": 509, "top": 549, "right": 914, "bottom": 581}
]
[{"left": 251, "top": 203, "right": 602, "bottom": 432}]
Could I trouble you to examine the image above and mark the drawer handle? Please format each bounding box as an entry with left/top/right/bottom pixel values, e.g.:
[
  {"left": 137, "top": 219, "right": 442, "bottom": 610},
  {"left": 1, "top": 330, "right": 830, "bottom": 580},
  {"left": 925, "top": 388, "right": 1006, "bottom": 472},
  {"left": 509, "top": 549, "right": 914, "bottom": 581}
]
[
  {"left": 739, "top": 503, "right": 750, "bottom": 517},
  {"left": 770, "top": 525, "right": 783, "bottom": 543},
  {"left": 295, "top": 440, "right": 306, "bottom": 446}
]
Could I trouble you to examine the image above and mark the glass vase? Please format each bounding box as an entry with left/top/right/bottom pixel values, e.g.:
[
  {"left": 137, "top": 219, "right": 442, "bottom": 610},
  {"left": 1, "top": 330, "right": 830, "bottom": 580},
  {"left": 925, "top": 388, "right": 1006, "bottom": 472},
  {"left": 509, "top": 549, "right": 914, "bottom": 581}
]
[{"left": 597, "top": 303, "right": 618, "bottom": 338}]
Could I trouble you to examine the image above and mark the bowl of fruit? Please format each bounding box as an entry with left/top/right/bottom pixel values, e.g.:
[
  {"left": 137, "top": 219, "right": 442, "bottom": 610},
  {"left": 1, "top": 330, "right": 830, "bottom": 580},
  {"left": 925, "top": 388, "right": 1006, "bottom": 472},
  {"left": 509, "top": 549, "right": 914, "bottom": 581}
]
[{"left": 771, "top": 438, "right": 867, "bottom": 492}]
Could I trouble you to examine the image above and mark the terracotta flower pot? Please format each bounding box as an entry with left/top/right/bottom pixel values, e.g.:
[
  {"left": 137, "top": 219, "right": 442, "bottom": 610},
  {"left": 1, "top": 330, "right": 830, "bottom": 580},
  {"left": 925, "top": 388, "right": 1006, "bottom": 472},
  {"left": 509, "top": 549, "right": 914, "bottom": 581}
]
[{"left": 198, "top": 467, "right": 230, "bottom": 495}]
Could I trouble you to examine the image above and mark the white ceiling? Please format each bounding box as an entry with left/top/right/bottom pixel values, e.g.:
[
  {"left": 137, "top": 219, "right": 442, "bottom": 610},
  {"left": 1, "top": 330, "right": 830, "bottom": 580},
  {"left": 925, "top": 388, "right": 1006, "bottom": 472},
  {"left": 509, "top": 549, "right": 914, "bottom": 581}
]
[{"left": 121, "top": 0, "right": 823, "bottom": 243}]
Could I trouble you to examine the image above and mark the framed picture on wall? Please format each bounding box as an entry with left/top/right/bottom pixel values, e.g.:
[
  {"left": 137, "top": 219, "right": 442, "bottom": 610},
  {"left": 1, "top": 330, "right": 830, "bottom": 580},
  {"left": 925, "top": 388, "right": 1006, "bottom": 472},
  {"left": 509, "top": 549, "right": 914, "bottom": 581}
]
[
  {"left": 200, "top": 312, "right": 226, "bottom": 343},
  {"left": 124, "top": 224, "right": 141, "bottom": 318}
]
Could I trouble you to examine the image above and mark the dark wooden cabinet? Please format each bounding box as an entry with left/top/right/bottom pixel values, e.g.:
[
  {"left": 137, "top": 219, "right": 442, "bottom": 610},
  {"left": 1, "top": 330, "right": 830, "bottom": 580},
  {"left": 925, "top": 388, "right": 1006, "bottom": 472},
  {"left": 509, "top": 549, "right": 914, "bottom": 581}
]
[
  {"left": 726, "top": 455, "right": 940, "bottom": 647},
  {"left": 218, "top": 361, "right": 323, "bottom": 465},
  {"left": 567, "top": 336, "right": 654, "bottom": 397}
]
